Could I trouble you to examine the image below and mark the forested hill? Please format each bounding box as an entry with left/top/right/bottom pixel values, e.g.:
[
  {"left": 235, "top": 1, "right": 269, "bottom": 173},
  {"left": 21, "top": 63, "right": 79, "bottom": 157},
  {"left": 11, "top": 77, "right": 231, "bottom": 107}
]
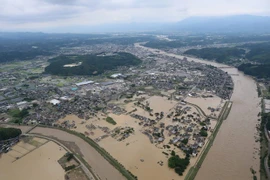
[
  {"left": 45, "top": 52, "right": 142, "bottom": 76},
  {"left": 238, "top": 64, "right": 270, "bottom": 79},
  {"left": 184, "top": 47, "right": 245, "bottom": 64},
  {"left": 237, "top": 42, "right": 270, "bottom": 78},
  {"left": 0, "top": 127, "right": 22, "bottom": 141},
  {"left": 241, "top": 42, "right": 270, "bottom": 64},
  {"left": 182, "top": 42, "right": 270, "bottom": 79}
]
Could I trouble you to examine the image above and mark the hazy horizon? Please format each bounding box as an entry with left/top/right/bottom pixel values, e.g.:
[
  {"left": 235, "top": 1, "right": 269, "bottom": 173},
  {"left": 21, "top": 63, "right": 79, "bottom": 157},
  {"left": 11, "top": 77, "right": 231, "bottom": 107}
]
[{"left": 1, "top": 0, "right": 270, "bottom": 33}]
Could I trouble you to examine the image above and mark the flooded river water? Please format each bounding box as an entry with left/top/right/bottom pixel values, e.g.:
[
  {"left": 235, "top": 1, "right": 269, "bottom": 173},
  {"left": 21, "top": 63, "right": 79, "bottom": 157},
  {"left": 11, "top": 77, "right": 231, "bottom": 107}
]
[
  {"left": 137, "top": 44, "right": 260, "bottom": 180},
  {"left": 0, "top": 44, "right": 260, "bottom": 180}
]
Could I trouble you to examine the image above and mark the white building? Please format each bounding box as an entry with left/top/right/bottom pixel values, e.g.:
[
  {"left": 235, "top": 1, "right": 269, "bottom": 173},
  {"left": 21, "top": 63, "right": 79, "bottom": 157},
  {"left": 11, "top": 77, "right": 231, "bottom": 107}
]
[
  {"left": 60, "top": 96, "right": 72, "bottom": 101},
  {"left": 110, "top": 73, "right": 122, "bottom": 78},
  {"left": 75, "top": 81, "right": 94, "bottom": 86},
  {"left": 16, "top": 101, "right": 29, "bottom": 110},
  {"left": 49, "top": 99, "right": 60, "bottom": 105}
]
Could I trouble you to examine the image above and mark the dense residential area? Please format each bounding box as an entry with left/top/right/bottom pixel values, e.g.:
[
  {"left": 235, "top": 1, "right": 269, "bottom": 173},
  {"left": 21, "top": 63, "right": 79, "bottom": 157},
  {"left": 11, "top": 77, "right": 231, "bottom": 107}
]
[
  {"left": 1, "top": 0, "right": 270, "bottom": 178},
  {"left": 0, "top": 20, "right": 269, "bottom": 180}
]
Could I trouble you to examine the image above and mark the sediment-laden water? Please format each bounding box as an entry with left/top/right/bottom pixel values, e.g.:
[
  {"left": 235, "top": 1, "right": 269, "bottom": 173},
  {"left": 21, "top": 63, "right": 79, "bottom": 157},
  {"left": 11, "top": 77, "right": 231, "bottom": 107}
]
[{"left": 137, "top": 44, "right": 260, "bottom": 180}]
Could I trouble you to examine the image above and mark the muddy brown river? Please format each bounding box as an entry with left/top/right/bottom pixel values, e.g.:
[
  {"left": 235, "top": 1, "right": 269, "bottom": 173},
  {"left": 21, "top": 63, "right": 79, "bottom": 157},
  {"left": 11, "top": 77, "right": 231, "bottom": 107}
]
[
  {"left": 1, "top": 44, "right": 260, "bottom": 180},
  {"left": 137, "top": 44, "right": 260, "bottom": 180}
]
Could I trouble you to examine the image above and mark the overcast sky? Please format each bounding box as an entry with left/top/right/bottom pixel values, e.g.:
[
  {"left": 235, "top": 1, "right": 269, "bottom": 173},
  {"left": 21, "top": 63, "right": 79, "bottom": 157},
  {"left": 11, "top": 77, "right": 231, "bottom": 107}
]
[{"left": 1, "top": 0, "right": 270, "bottom": 32}]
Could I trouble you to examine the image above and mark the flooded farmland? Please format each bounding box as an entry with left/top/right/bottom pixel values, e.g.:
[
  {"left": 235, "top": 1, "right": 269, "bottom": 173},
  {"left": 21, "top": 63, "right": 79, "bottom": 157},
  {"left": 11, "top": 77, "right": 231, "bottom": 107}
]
[
  {"left": 0, "top": 139, "right": 66, "bottom": 180},
  {"left": 30, "top": 127, "right": 125, "bottom": 180},
  {"left": 0, "top": 44, "right": 260, "bottom": 180},
  {"left": 138, "top": 44, "right": 260, "bottom": 180},
  {"left": 57, "top": 93, "right": 222, "bottom": 180}
]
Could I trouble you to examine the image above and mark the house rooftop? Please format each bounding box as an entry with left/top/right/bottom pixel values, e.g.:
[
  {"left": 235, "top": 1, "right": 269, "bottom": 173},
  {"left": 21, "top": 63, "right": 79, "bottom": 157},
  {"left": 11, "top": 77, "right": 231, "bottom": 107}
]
[
  {"left": 48, "top": 99, "right": 60, "bottom": 105},
  {"left": 75, "top": 81, "right": 94, "bottom": 86}
]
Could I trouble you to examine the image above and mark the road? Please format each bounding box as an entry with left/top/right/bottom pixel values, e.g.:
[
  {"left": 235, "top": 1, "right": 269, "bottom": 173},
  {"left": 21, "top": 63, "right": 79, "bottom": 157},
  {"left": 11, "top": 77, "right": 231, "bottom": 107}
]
[
  {"left": 137, "top": 43, "right": 260, "bottom": 180},
  {"left": 2, "top": 124, "right": 126, "bottom": 180},
  {"left": 264, "top": 126, "right": 270, "bottom": 179},
  {"left": 25, "top": 133, "right": 96, "bottom": 180}
]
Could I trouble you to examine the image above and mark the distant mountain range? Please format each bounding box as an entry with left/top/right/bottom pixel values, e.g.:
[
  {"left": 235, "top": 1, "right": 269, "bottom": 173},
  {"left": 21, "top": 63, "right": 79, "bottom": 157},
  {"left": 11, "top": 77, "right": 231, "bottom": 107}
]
[
  {"left": 169, "top": 15, "right": 270, "bottom": 33},
  {"left": 2, "top": 15, "right": 270, "bottom": 34},
  {"left": 48, "top": 15, "right": 270, "bottom": 33},
  {"left": 52, "top": 15, "right": 270, "bottom": 33}
]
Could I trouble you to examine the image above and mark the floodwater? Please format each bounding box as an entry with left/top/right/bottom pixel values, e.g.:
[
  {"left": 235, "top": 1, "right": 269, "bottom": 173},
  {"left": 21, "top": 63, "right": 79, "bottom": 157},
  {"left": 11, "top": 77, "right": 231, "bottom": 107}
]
[
  {"left": 137, "top": 44, "right": 260, "bottom": 180},
  {"left": 30, "top": 127, "right": 125, "bottom": 180},
  {"left": 58, "top": 103, "right": 184, "bottom": 180},
  {"left": 57, "top": 96, "right": 216, "bottom": 180},
  {"left": 0, "top": 141, "right": 66, "bottom": 180},
  {"left": 196, "top": 70, "right": 260, "bottom": 180},
  {"left": 147, "top": 96, "right": 177, "bottom": 112},
  {"left": 186, "top": 95, "right": 224, "bottom": 117}
]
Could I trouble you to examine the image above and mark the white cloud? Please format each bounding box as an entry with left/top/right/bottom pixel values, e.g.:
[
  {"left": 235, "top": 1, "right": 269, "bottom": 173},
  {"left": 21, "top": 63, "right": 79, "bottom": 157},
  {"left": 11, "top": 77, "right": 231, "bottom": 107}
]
[
  {"left": 186, "top": 0, "right": 270, "bottom": 16},
  {"left": 0, "top": 0, "right": 269, "bottom": 31}
]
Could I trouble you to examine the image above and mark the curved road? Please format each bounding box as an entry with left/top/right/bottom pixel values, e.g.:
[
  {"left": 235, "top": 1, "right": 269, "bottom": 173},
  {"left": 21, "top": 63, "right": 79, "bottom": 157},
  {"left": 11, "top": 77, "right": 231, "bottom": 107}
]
[
  {"left": 2, "top": 44, "right": 261, "bottom": 180},
  {"left": 25, "top": 133, "right": 96, "bottom": 180},
  {"left": 2, "top": 125, "right": 125, "bottom": 180},
  {"left": 30, "top": 127, "right": 126, "bottom": 180}
]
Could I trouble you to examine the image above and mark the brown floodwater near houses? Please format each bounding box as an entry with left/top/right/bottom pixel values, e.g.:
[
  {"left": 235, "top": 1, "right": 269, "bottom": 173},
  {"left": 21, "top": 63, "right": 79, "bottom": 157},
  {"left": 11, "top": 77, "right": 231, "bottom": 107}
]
[
  {"left": 0, "top": 44, "right": 260, "bottom": 180},
  {"left": 30, "top": 127, "right": 125, "bottom": 180},
  {"left": 137, "top": 44, "right": 260, "bottom": 180}
]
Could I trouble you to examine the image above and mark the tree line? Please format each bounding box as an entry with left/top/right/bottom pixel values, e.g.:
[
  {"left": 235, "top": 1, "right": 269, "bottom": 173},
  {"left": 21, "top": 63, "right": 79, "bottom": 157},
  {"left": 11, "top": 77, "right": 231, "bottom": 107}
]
[
  {"left": 0, "top": 127, "right": 22, "bottom": 141},
  {"left": 184, "top": 47, "right": 245, "bottom": 64},
  {"left": 168, "top": 150, "right": 190, "bottom": 176}
]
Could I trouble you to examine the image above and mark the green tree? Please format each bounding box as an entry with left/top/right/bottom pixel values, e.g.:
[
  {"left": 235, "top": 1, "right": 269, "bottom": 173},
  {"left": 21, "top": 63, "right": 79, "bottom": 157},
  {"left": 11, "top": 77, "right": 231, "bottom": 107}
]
[
  {"left": 200, "top": 130, "right": 208, "bottom": 137},
  {"left": 0, "top": 127, "right": 22, "bottom": 140},
  {"left": 106, "top": 117, "right": 117, "bottom": 125},
  {"left": 181, "top": 139, "right": 188, "bottom": 145}
]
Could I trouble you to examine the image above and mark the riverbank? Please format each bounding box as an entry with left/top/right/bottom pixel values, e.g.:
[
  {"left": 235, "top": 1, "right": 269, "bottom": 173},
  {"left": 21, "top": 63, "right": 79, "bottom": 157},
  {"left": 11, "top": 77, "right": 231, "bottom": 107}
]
[
  {"left": 185, "top": 101, "right": 233, "bottom": 180},
  {"left": 0, "top": 123, "right": 133, "bottom": 180},
  {"left": 0, "top": 138, "right": 66, "bottom": 180},
  {"left": 29, "top": 126, "right": 133, "bottom": 180},
  {"left": 259, "top": 86, "right": 270, "bottom": 180},
  {"left": 56, "top": 94, "right": 220, "bottom": 180},
  {"left": 137, "top": 43, "right": 261, "bottom": 180}
]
